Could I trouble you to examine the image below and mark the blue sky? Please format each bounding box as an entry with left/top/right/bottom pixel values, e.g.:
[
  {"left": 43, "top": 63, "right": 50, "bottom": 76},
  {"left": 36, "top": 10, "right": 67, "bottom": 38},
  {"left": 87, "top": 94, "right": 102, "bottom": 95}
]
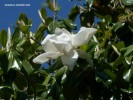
[{"left": 0, "top": 0, "right": 85, "bottom": 32}]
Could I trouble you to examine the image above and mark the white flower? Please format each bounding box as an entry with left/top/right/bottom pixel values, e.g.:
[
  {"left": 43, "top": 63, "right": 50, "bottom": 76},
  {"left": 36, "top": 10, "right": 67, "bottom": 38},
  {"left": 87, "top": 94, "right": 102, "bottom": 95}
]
[{"left": 33, "top": 27, "right": 97, "bottom": 71}]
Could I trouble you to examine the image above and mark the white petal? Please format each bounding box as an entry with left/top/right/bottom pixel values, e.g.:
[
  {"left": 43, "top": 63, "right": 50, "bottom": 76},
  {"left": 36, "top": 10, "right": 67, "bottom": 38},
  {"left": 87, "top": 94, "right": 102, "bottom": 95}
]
[
  {"left": 72, "top": 27, "right": 97, "bottom": 47},
  {"left": 61, "top": 50, "right": 78, "bottom": 71},
  {"left": 33, "top": 52, "right": 62, "bottom": 64},
  {"left": 55, "top": 27, "right": 63, "bottom": 35},
  {"left": 41, "top": 34, "right": 55, "bottom": 45},
  {"left": 50, "top": 40, "right": 72, "bottom": 53},
  {"left": 55, "top": 28, "right": 72, "bottom": 42},
  {"left": 41, "top": 35, "right": 59, "bottom": 52}
]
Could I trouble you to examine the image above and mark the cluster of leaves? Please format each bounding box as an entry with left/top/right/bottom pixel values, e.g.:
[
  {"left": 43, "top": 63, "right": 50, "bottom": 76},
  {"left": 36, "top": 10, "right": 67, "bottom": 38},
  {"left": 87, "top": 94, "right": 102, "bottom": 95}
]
[{"left": 0, "top": 0, "right": 133, "bottom": 99}]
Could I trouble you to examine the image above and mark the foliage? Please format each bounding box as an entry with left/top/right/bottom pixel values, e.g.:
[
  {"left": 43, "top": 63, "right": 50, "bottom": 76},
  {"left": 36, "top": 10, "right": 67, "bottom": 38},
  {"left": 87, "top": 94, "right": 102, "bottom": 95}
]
[{"left": 0, "top": 0, "right": 133, "bottom": 99}]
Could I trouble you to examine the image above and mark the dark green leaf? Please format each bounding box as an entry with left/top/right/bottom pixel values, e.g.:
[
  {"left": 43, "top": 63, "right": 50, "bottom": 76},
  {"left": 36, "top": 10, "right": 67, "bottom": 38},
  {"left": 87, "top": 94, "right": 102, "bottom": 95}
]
[
  {"left": 120, "top": 45, "right": 133, "bottom": 56},
  {"left": 0, "top": 70, "right": 3, "bottom": 76},
  {"left": 50, "top": 82, "right": 60, "bottom": 100},
  {"left": 12, "top": 27, "right": 20, "bottom": 44},
  {"left": 35, "top": 84, "right": 46, "bottom": 93},
  {"left": 123, "top": 65, "right": 133, "bottom": 82},
  {"left": 68, "top": 5, "right": 80, "bottom": 22},
  {"left": 0, "top": 53, "right": 8, "bottom": 73},
  {"left": 14, "top": 71, "right": 28, "bottom": 91},
  {"left": 41, "top": 7, "right": 47, "bottom": 19},
  {"left": 19, "top": 13, "right": 28, "bottom": 25},
  {"left": 113, "top": 22, "right": 125, "bottom": 32},
  {"left": 8, "top": 51, "right": 14, "bottom": 70},
  {"left": 0, "top": 30, "right": 7, "bottom": 47},
  {"left": 0, "top": 86, "right": 14, "bottom": 99},
  {"left": 48, "top": 21, "right": 58, "bottom": 34},
  {"left": 63, "top": 19, "right": 77, "bottom": 30},
  {"left": 113, "top": 55, "right": 124, "bottom": 68},
  {"left": 114, "top": 41, "right": 125, "bottom": 51},
  {"left": 34, "top": 24, "right": 45, "bottom": 42},
  {"left": 22, "top": 60, "right": 34, "bottom": 75}
]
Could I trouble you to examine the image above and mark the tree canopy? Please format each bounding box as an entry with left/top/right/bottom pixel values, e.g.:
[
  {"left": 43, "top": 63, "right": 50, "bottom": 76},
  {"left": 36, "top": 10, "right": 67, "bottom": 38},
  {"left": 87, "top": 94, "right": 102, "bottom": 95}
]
[{"left": 0, "top": 0, "right": 133, "bottom": 99}]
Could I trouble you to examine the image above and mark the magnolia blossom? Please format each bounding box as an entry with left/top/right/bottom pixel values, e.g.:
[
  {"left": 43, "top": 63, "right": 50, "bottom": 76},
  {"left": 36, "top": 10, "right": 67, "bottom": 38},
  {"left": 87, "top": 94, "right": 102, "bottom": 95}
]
[{"left": 33, "top": 27, "right": 97, "bottom": 70}]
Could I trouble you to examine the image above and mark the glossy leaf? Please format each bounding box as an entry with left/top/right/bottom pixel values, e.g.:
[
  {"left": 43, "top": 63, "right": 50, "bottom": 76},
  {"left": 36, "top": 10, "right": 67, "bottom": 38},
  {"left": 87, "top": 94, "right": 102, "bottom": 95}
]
[
  {"left": 22, "top": 60, "right": 34, "bottom": 75},
  {"left": 112, "top": 22, "right": 125, "bottom": 32},
  {"left": 120, "top": 45, "right": 133, "bottom": 56},
  {"left": 122, "top": 0, "right": 133, "bottom": 6},
  {"left": 0, "top": 30, "right": 7, "bottom": 47},
  {"left": 123, "top": 65, "right": 133, "bottom": 82},
  {"left": 55, "top": 66, "right": 67, "bottom": 85},
  {"left": 63, "top": 19, "right": 77, "bottom": 30},
  {"left": 68, "top": 5, "right": 80, "bottom": 22},
  {"left": 42, "top": 74, "right": 51, "bottom": 86},
  {"left": 48, "top": 21, "right": 58, "bottom": 34}
]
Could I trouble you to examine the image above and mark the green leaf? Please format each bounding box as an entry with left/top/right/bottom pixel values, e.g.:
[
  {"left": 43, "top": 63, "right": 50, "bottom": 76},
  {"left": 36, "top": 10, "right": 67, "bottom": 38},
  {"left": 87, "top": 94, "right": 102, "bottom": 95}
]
[
  {"left": 28, "top": 18, "right": 32, "bottom": 25},
  {"left": 50, "top": 82, "right": 60, "bottom": 100},
  {"left": 0, "top": 29, "right": 7, "bottom": 47},
  {"left": 0, "top": 86, "right": 14, "bottom": 99},
  {"left": 17, "top": 23, "right": 31, "bottom": 33},
  {"left": 86, "top": 0, "right": 94, "bottom": 5},
  {"left": 80, "top": 10, "right": 94, "bottom": 27},
  {"left": 8, "top": 51, "right": 14, "bottom": 70},
  {"left": 112, "top": 22, "right": 125, "bottom": 32},
  {"left": 17, "top": 13, "right": 32, "bottom": 33},
  {"left": 42, "top": 74, "right": 51, "bottom": 86},
  {"left": 122, "top": 0, "right": 133, "bottom": 6},
  {"left": 128, "top": 22, "right": 133, "bottom": 32},
  {"left": 125, "top": 56, "right": 132, "bottom": 65},
  {"left": 123, "top": 65, "right": 133, "bottom": 82},
  {"left": 40, "top": 7, "right": 47, "bottom": 19},
  {"left": 80, "top": 44, "right": 89, "bottom": 52},
  {"left": 35, "top": 84, "right": 46, "bottom": 93},
  {"left": 45, "top": 17, "right": 53, "bottom": 25},
  {"left": 16, "top": 37, "right": 27, "bottom": 52},
  {"left": 46, "top": 0, "right": 55, "bottom": 11},
  {"left": 34, "top": 25, "right": 45, "bottom": 42},
  {"left": 46, "top": 0, "right": 60, "bottom": 12},
  {"left": 22, "top": 60, "right": 34, "bottom": 75},
  {"left": 55, "top": 66, "right": 67, "bottom": 85},
  {"left": 48, "top": 21, "right": 58, "bottom": 34},
  {"left": 17, "top": 37, "right": 27, "bottom": 47},
  {"left": 0, "top": 53, "right": 8, "bottom": 73},
  {"left": 12, "top": 27, "right": 20, "bottom": 44},
  {"left": 63, "top": 19, "right": 77, "bottom": 30},
  {"left": 19, "top": 13, "right": 28, "bottom": 25},
  {"left": 113, "top": 41, "right": 125, "bottom": 51},
  {"left": 68, "top": 5, "right": 80, "bottom": 22},
  {"left": 104, "top": 69, "right": 116, "bottom": 81},
  {"left": 87, "top": 41, "right": 98, "bottom": 52},
  {"left": 0, "top": 70, "right": 3, "bottom": 76},
  {"left": 113, "top": 55, "right": 124, "bottom": 68},
  {"left": 38, "top": 7, "right": 47, "bottom": 23},
  {"left": 120, "top": 45, "right": 133, "bottom": 56},
  {"left": 14, "top": 71, "right": 28, "bottom": 91}
]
